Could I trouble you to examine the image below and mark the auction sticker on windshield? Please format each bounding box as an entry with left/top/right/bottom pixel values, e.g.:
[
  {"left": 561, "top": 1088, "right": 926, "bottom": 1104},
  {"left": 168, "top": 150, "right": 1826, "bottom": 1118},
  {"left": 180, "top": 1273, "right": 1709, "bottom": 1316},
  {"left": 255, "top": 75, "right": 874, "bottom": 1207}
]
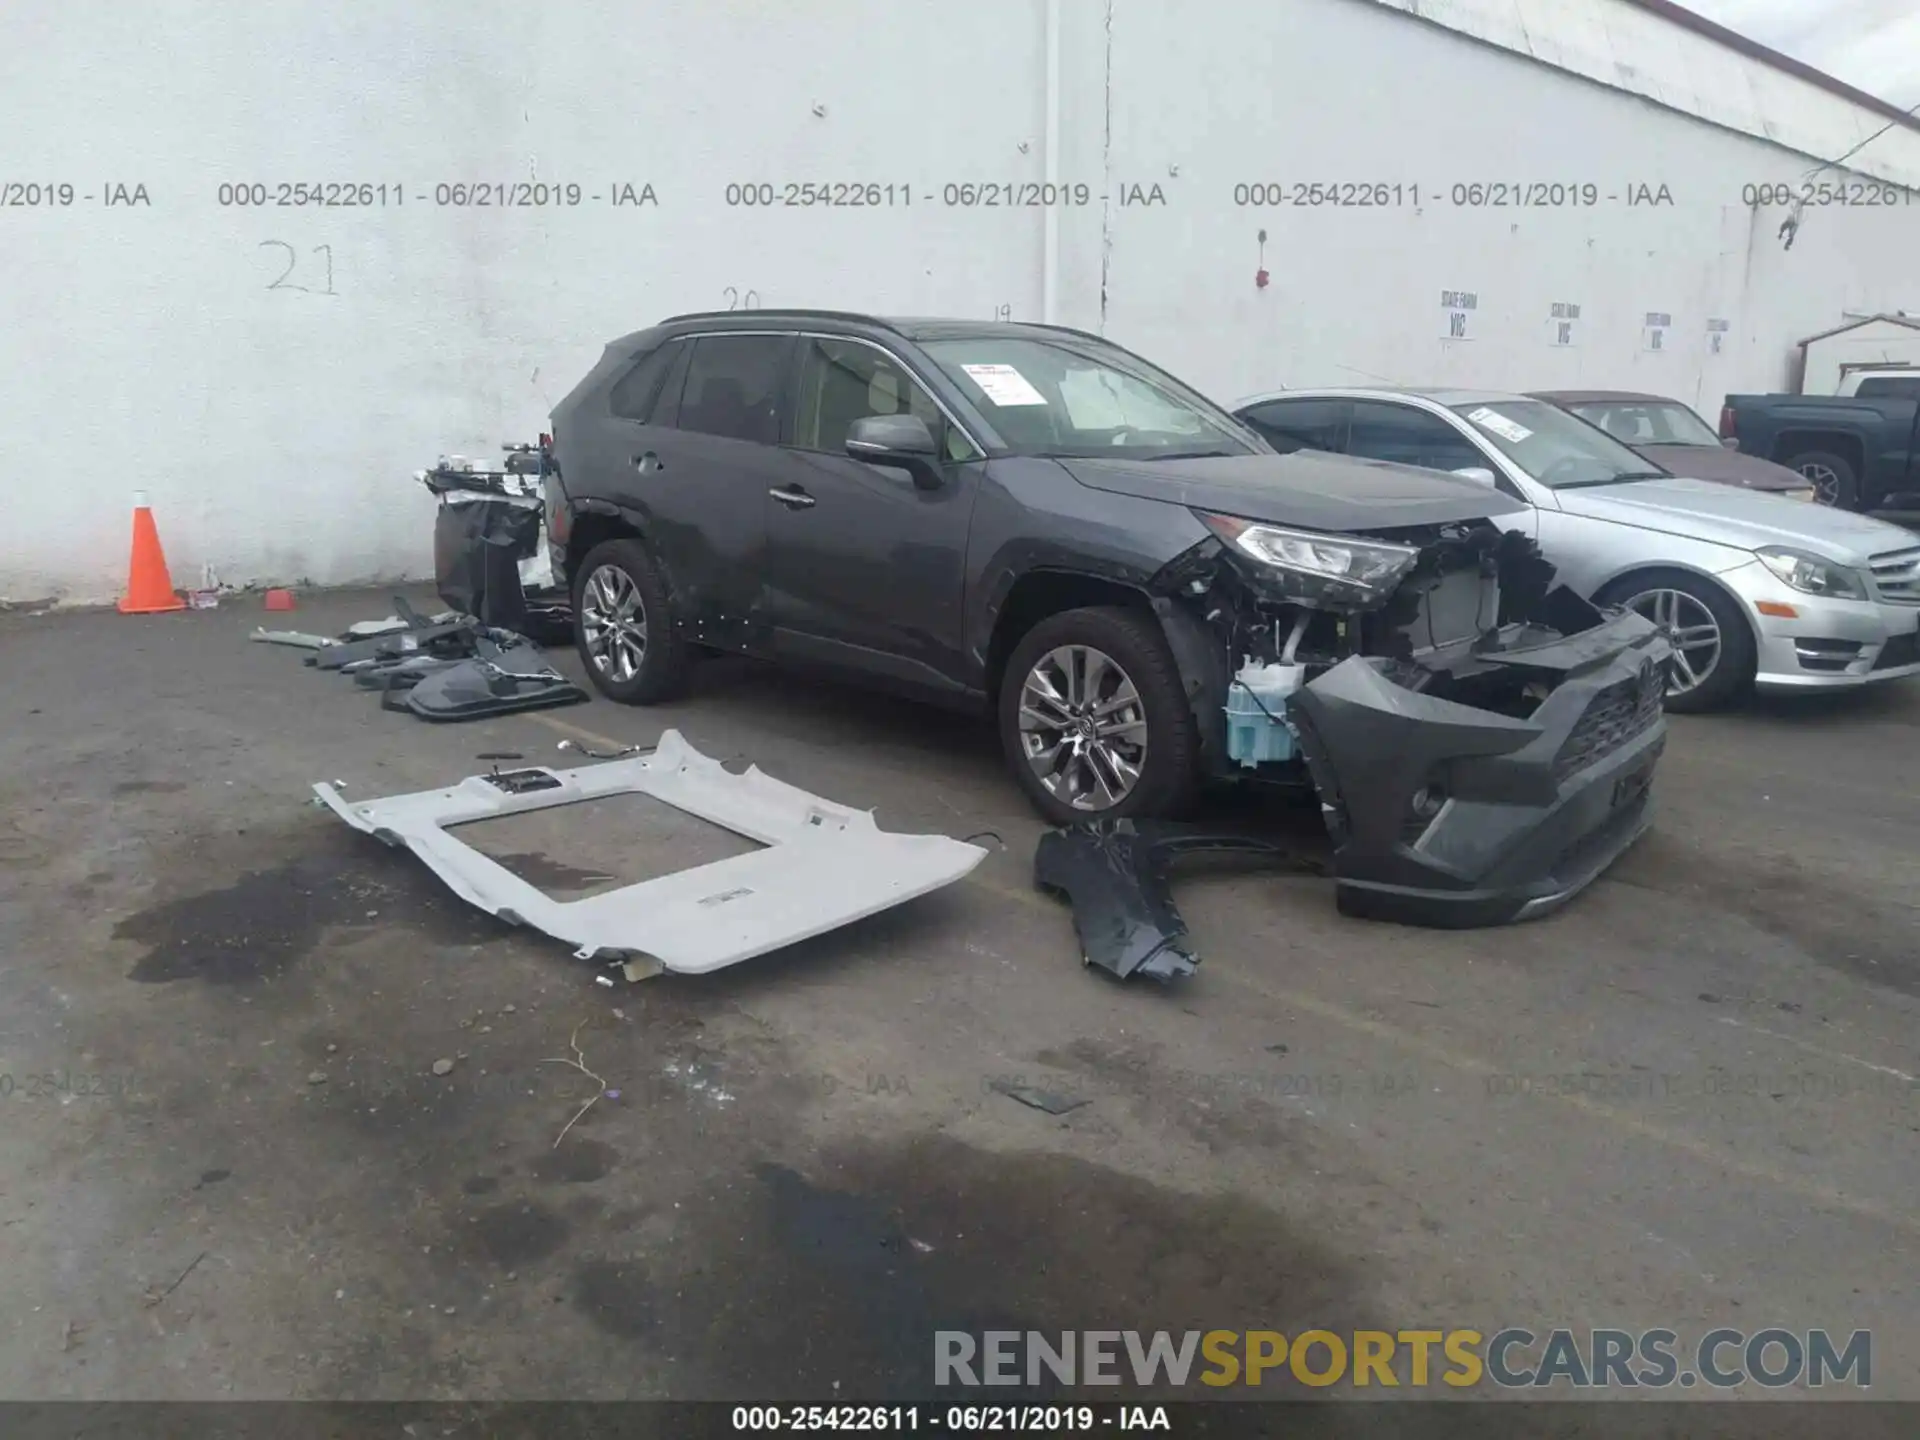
[
  {"left": 960, "top": 363, "right": 1049, "bottom": 406},
  {"left": 1466, "top": 407, "right": 1533, "bottom": 444}
]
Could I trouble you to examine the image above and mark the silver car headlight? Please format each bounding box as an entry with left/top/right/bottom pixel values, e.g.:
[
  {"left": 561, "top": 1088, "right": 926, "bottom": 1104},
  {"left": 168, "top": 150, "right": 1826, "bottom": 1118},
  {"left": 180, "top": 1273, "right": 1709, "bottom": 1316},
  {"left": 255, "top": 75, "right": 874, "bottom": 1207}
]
[
  {"left": 1198, "top": 512, "right": 1421, "bottom": 606},
  {"left": 1755, "top": 547, "right": 1868, "bottom": 600}
]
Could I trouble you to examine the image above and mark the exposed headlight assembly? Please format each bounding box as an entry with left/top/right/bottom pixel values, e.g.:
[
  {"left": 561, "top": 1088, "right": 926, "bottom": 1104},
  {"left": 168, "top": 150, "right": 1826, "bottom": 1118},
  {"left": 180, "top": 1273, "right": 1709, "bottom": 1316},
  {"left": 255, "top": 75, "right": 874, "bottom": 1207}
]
[
  {"left": 1198, "top": 512, "right": 1422, "bottom": 608},
  {"left": 1755, "top": 547, "right": 1868, "bottom": 601}
]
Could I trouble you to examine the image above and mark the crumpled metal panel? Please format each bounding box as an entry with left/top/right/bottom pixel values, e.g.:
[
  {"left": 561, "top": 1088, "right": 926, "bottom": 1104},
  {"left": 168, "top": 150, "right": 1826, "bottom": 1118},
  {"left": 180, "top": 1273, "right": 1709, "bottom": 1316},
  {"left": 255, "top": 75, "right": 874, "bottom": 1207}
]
[{"left": 313, "top": 729, "right": 988, "bottom": 974}]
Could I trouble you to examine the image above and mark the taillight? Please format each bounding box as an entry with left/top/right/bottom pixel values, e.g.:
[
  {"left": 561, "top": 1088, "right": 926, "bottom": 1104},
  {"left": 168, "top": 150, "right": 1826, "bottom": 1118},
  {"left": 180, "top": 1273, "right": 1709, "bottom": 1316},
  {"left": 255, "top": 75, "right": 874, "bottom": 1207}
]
[{"left": 1718, "top": 404, "right": 1735, "bottom": 438}]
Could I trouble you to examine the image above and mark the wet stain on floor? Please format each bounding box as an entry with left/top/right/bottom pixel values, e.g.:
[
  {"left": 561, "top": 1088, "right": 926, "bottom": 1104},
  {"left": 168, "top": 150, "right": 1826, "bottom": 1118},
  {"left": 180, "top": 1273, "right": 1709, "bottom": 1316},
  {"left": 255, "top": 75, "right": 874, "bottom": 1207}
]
[
  {"left": 575, "top": 1132, "right": 1378, "bottom": 1403},
  {"left": 1616, "top": 839, "right": 1920, "bottom": 994},
  {"left": 116, "top": 833, "right": 505, "bottom": 984},
  {"left": 532, "top": 1137, "right": 617, "bottom": 1184},
  {"left": 573, "top": 1259, "right": 657, "bottom": 1338},
  {"left": 488, "top": 851, "right": 619, "bottom": 894},
  {"left": 460, "top": 1200, "right": 572, "bottom": 1268}
]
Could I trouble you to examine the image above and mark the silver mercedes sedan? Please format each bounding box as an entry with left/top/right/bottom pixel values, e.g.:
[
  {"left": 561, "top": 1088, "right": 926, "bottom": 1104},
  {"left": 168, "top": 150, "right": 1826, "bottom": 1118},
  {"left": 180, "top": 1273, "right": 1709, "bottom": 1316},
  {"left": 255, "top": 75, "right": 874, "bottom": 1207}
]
[{"left": 1230, "top": 387, "right": 1920, "bottom": 711}]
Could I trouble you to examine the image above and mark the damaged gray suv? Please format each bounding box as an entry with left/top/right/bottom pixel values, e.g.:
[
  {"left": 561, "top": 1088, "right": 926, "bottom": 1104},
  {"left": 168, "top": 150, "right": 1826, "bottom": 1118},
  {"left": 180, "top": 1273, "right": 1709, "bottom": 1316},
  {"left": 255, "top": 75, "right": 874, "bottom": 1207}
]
[{"left": 544, "top": 312, "right": 1673, "bottom": 924}]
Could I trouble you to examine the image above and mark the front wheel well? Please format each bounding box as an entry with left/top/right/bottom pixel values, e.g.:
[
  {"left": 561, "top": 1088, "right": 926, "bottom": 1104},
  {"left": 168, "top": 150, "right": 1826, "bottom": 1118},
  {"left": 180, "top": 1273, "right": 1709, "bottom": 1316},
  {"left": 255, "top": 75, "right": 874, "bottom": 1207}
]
[{"left": 984, "top": 570, "right": 1158, "bottom": 701}]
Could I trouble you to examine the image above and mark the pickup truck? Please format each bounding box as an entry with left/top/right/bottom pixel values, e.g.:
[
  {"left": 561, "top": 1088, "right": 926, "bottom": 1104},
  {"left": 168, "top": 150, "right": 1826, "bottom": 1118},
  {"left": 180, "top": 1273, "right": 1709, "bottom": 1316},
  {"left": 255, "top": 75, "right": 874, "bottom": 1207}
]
[
  {"left": 1834, "top": 368, "right": 1920, "bottom": 399},
  {"left": 1718, "top": 388, "right": 1920, "bottom": 510}
]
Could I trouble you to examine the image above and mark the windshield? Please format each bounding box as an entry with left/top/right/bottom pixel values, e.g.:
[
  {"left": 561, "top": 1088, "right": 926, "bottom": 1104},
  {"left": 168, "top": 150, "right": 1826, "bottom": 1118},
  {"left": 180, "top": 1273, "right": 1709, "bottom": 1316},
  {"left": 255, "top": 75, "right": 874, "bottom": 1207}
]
[
  {"left": 1569, "top": 400, "right": 1721, "bottom": 448},
  {"left": 920, "top": 336, "right": 1262, "bottom": 459},
  {"left": 1449, "top": 399, "right": 1670, "bottom": 489}
]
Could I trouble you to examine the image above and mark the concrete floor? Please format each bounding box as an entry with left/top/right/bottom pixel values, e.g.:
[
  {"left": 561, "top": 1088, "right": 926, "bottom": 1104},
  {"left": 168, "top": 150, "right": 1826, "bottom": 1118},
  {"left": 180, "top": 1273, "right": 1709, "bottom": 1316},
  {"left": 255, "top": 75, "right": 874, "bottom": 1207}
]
[{"left": 0, "top": 586, "right": 1916, "bottom": 1407}]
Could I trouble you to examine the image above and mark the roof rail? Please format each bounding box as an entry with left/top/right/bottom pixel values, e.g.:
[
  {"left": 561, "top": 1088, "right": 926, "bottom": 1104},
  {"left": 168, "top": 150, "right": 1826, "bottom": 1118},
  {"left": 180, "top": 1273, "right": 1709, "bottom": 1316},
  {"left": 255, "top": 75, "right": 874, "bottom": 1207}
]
[
  {"left": 658, "top": 308, "right": 902, "bottom": 332},
  {"left": 1014, "top": 319, "right": 1120, "bottom": 345}
]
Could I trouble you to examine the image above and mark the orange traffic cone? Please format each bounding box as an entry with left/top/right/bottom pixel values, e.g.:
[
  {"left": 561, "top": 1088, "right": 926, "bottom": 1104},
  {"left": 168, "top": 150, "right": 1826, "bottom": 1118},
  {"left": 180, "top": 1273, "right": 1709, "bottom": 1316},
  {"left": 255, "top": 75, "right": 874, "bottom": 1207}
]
[{"left": 117, "top": 492, "right": 186, "bottom": 614}]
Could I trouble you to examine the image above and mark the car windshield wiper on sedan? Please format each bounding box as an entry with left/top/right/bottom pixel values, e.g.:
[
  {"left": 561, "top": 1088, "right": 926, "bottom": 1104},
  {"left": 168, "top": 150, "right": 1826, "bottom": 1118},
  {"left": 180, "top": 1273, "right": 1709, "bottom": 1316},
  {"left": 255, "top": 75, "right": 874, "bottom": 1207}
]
[
  {"left": 1554, "top": 470, "right": 1671, "bottom": 488},
  {"left": 1137, "top": 448, "right": 1239, "bottom": 460}
]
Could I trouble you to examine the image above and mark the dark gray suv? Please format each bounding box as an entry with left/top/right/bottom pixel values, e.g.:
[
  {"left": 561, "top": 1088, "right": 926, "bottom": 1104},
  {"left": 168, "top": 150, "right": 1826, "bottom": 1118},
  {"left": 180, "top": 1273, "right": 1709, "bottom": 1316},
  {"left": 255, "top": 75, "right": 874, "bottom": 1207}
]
[{"left": 544, "top": 311, "right": 1672, "bottom": 926}]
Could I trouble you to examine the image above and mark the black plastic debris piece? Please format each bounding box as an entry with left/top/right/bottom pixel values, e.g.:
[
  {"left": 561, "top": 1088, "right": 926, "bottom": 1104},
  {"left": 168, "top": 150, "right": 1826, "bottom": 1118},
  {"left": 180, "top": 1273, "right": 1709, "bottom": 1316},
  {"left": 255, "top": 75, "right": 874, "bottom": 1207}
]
[
  {"left": 989, "top": 1080, "right": 1088, "bottom": 1115},
  {"left": 348, "top": 654, "right": 466, "bottom": 691},
  {"left": 308, "top": 598, "right": 477, "bottom": 672},
  {"left": 481, "top": 769, "right": 564, "bottom": 795},
  {"left": 1033, "top": 819, "right": 1317, "bottom": 983},
  {"left": 398, "top": 639, "right": 587, "bottom": 722}
]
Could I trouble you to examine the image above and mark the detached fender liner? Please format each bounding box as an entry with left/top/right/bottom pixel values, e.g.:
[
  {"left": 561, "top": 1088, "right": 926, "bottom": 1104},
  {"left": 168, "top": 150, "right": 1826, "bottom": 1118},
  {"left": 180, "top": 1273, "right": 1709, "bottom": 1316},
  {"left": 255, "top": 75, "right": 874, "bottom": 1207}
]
[
  {"left": 1034, "top": 820, "right": 1313, "bottom": 983},
  {"left": 313, "top": 729, "right": 988, "bottom": 974},
  {"left": 1289, "top": 611, "right": 1674, "bottom": 928}
]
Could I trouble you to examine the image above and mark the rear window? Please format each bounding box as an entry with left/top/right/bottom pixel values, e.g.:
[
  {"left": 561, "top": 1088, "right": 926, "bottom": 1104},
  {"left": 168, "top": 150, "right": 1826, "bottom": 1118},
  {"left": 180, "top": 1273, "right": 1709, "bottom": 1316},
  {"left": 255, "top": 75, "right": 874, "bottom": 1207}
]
[
  {"left": 1855, "top": 376, "right": 1920, "bottom": 399},
  {"left": 608, "top": 342, "right": 680, "bottom": 421}
]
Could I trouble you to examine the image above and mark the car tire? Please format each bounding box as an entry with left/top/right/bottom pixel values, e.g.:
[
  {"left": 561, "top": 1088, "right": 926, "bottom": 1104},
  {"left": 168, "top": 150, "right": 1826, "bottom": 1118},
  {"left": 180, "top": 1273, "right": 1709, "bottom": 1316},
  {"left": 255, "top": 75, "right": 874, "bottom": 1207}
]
[
  {"left": 1781, "top": 449, "right": 1860, "bottom": 509},
  {"left": 998, "top": 605, "right": 1199, "bottom": 826},
  {"left": 1598, "top": 569, "right": 1755, "bottom": 714},
  {"left": 571, "top": 537, "right": 691, "bottom": 705}
]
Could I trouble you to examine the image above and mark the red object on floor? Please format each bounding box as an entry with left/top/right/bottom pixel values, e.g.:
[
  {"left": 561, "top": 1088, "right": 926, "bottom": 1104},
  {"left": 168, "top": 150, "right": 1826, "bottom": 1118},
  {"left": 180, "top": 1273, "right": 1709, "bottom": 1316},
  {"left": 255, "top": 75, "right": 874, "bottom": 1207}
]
[
  {"left": 116, "top": 495, "right": 187, "bottom": 614},
  {"left": 264, "top": 588, "right": 297, "bottom": 611}
]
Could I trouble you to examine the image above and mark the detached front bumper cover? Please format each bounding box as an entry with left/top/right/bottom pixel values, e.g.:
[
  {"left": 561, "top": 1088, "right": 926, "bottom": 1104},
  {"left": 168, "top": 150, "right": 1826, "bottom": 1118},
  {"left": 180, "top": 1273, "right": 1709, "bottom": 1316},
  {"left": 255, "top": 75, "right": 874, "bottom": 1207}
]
[
  {"left": 1288, "top": 608, "right": 1673, "bottom": 928},
  {"left": 313, "top": 729, "right": 988, "bottom": 974}
]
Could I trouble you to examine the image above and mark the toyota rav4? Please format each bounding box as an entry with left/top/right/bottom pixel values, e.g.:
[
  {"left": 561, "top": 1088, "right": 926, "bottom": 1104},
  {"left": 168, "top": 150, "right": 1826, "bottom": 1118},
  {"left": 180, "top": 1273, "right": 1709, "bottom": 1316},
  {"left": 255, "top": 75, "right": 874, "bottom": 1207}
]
[{"left": 543, "top": 311, "right": 1672, "bottom": 925}]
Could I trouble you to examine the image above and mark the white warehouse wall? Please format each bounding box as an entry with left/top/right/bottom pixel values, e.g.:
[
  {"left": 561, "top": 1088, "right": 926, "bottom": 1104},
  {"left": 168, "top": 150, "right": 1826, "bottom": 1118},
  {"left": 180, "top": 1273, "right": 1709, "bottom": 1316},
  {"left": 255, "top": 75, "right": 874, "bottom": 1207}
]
[{"left": 2, "top": 0, "right": 1917, "bottom": 602}]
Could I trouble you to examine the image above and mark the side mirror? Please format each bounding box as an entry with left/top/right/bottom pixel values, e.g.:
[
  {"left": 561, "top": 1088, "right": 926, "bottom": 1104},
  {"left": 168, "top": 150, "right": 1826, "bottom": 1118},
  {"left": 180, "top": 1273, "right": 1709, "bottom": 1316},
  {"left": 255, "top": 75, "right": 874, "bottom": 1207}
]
[
  {"left": 1450, "top": 466, "right": 1498, "bottom": 488},
  {"left": 847, "top": 414, "right": 941, "bottom": 488},
  {"left": 1721, "top": 436, "right": 1740, "bottom": 449}
]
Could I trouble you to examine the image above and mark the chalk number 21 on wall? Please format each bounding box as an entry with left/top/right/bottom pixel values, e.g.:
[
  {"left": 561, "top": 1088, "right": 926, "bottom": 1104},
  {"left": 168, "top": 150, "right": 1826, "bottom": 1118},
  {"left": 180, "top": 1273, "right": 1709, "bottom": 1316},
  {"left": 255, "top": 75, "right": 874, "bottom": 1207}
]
[{"left": 261, "top": 241, "right": 336, "bottom": 295}]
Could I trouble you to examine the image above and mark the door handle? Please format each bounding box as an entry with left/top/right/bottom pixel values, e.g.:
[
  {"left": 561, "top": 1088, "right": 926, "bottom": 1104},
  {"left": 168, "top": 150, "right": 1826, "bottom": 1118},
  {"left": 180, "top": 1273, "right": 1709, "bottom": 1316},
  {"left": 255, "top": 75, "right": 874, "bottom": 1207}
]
[
  {"left": 633, "top": 452, "right": 663, "bottom": 473},
  {"left": 768, "top": 486, "right": 816, "bottom": 510}
]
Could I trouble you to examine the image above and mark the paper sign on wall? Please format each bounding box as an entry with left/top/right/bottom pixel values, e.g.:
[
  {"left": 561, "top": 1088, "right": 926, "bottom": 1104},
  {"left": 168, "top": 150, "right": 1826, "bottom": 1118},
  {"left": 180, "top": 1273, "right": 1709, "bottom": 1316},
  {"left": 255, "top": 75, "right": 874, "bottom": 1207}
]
[
  {"left": 1440, "top": 289, "right": 1478, "bottom": 341},
  {"left": 1707, "top": 317, "right": 1730, "bottom": 356},
  {"left": 1465, "top": 407, "right": 1533, "bottom": 444},
  {"left": 1549, "top": 301, "right": 1581, "bottom": 348},
  {"left": 1641, "top": 311, "right": 1672, "bottom": 353},
  {"left": 960, "top": 363, "right": 1047, "bottom": 406}
]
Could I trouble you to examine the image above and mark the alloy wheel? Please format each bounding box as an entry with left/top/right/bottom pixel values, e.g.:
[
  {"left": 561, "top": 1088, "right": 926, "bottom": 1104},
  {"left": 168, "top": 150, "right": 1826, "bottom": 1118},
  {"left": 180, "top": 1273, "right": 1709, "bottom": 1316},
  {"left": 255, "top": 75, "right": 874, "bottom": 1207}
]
[
  {"left": 1624, "top": 588, "right": 1721, "bottom": 696},
  {"left": 1016, "top": 644, "right": 1150, "bottom": 811},
  {"left": 1797, "top": 461, "right": 1843, "bottom": 506},
  {"left": 580, "top": 565, "right": 648, "bottom": 683}
]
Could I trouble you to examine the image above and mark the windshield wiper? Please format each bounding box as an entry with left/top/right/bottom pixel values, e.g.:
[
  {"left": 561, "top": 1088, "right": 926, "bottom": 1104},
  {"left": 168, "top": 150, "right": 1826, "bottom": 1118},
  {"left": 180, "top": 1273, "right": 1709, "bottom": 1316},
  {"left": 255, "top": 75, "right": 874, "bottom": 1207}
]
[
  {"left": 1137, "top": 449, "right": 1237, "bottom": 461},
  {"left": 1555, "top": 471, "right": 1670, "bottom": 488}
]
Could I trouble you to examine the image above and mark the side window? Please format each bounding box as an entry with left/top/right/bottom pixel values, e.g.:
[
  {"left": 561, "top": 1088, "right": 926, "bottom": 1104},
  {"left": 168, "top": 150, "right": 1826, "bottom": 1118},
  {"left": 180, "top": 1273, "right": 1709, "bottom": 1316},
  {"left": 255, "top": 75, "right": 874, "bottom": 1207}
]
[
  {"left": 676, "top": 335, "right": 792, "bottom": 444},
  {"left": 1857, "top": 376, "right": 1920, "bottom": 399},
  {"left": 1347, "top": 401, "right": 1488, "bottom": 473},
  {"left": 1575, "top": 406, "right": 1642, "bottom": 442},
  {"left": 607, "top": 341, "right": 679, "bottom": 421},
  {"left": 793, "top": 337, "right": 976, "bottom": 462},
  {"left": 1239, "top": 399, "right": 1349, "bottom": 454}
]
